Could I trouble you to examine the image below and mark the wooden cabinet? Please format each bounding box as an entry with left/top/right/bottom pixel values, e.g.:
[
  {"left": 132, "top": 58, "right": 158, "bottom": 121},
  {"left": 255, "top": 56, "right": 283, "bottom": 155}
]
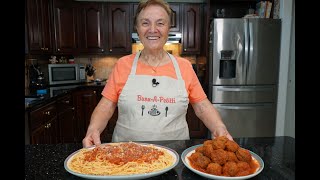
[
  {"left": 73, "top": 88, "right": 102, "bottom": 141},
  {"left": 105, "top": 3, "right": 131, "bottom": 54},
  {"left": 169, "top": 4, "right": 181, "bottom": 33},
  {"left": 52, "top": 0, "right": 131, "bottom": 55},
  {"left": 57, "top": 94, "right": 77, "bottom": 143},
  {"left": 181, "top": 4, "right": 202, "bottom": 55},
  {"left": 77, "top": 2, "right": 105, "bottom": 54},
  {"left": 71, "top": 86, "right": 117, "bottom": 143},
  {"left": 100, "top": 107, "right": 118, "bottom": 143},
  {"left": 29, "top": 101, "right": 59, "bottom": 144},
  {"left": 26, "top": 0, "right": 53, "bottom": 54},
  {"left": 186, "top": 105, "right": 208, "bottom": 139},
  {"left": 52, "top": 0, "right": 78, "bottom": 54}
]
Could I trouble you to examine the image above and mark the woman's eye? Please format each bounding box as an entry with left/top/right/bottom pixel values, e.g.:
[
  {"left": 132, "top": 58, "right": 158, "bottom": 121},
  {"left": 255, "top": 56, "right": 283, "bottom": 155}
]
[{"left": 142, "top": 22, "right": 149, "bottom": 26}]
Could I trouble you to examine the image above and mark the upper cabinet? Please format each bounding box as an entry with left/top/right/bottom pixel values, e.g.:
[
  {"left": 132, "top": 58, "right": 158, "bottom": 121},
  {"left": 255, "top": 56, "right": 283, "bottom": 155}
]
[
  {"left": 105, "top": 3, "right": 131, "bottom": 54},
  {"left": 52, "top": 0, "right": 131, "bottom": 55},
  {"left": 169, "top": 4, "right": 181, "bottom": 33},
  {"left": 53, "top": 0, "right": 78, "bottom": 54},
  {"left": 26, "top": 1, "right": 204, "bottom": 56},
  {"left": 77, "top": 2, "right": 105, "bottom": 54},
  {"left": 26, "top": 0, "right": 53, "bottom": 54},
  {"left": 181, "top": 4, "right": 202, "bottom": 55}
]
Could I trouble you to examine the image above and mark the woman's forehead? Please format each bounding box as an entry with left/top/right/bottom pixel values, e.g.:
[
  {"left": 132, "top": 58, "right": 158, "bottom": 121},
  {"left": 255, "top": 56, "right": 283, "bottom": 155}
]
[{"left": 138, "top": 4, "right": 169, "bottom": 20}]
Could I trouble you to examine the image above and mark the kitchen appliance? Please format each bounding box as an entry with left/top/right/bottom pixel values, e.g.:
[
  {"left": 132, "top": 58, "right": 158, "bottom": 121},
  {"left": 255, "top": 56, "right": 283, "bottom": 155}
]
[
  {"left": 44, "top": 64, "right": 86, "bottom": 85},
  {"left": 132, "top": 32, "right": 182, "bottom": 44},
  {"left": 208, "top": 18, "right": 281, "bottom": 138}
]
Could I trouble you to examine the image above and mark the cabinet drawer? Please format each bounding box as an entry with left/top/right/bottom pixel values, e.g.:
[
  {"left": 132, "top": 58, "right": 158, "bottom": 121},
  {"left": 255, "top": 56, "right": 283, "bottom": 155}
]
[
  {"left": 30, "top": 102, "right": 57, "bottom": 131},
  {"left": 57, "top": 95, "right": 73, "bottom": 113}
]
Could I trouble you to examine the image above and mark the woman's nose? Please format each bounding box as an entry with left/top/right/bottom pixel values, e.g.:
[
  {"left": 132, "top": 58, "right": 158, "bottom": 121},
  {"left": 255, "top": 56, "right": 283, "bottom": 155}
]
[{"left": 149, "top": 23, "right": 157, "bottom": 32}]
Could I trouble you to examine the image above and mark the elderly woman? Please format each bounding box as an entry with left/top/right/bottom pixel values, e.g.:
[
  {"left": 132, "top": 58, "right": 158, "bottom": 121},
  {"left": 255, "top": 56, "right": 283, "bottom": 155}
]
[{"left": 82, "top": 0, "right": 232, "bottom": 147}]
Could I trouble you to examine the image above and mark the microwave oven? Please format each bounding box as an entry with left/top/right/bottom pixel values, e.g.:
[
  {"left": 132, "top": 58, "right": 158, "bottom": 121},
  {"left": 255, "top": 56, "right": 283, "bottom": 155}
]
[{"left": 47, "top": 64, "right": 86, "bottom": 85}]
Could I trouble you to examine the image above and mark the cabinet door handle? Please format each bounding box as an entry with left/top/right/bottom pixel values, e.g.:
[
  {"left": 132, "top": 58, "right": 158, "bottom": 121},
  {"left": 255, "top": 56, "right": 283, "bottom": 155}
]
[
  {"left": 44, "top": 123, "right": 51, "bottom": 128},
  {"left": 44, "top": 111, "right": 51, "bottom": 116},
  {"left": 64, "top": 100, "right": 70, "bottom": 104},
  {"left": 109, "top": 49, "right": 112, "bottom": 52}
]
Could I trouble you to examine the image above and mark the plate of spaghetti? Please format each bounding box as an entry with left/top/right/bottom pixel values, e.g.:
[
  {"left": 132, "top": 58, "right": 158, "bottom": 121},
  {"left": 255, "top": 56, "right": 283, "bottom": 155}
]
[
  {"left": 181, "top": 136, "right": 264, "bottom": 180},
  {"left": 64, "top": 142, "right": 179, "bottom": 179}
]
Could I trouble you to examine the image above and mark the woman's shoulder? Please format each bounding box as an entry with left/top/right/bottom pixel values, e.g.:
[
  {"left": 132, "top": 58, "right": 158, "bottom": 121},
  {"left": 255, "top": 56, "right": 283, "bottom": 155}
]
[
  {"left": 172, "top": 55, "right": 193, "bottom": 68},
  {"left": 116, "top": 53, "right": 136, "bottom": 66}
]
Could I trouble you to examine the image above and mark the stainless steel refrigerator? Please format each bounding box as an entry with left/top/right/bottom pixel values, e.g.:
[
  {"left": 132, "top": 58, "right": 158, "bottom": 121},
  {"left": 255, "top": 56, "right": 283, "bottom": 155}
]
[{"left": 208, "top": 18, "right": 281, "bottom": 138}]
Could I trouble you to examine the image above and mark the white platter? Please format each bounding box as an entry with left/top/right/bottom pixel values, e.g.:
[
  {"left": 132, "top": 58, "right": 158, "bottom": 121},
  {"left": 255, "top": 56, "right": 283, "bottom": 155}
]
[
  {"left": 181, "top": 144, "right": 264, "bottom": 180},
  {"left": 64, "top": 142, "right": 179, "bottom": 180}
]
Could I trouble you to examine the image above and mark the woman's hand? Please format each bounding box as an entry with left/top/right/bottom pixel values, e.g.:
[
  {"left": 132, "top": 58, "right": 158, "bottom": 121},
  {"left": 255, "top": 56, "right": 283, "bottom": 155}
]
[
  {"left": 211, "top": 125, "right": 233, "bottom": 141},
  {"left": 82, "top": 129, "right": 101, "bottom": 148}
]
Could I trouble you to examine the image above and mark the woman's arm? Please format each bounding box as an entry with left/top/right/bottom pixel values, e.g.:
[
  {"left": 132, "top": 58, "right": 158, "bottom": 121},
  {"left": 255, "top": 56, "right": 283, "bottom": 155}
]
[
  {"left": 82, "top": 97, "right": 117, "bottom": 147},
  {"left": 191, "top": 98, "right": 233, "bottom": 140}
]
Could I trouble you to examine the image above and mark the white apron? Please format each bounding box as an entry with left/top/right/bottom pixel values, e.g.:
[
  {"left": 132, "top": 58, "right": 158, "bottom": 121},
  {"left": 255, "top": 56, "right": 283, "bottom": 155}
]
[{"left": 112, "top": 51, "right": 190, "bottom": 142}]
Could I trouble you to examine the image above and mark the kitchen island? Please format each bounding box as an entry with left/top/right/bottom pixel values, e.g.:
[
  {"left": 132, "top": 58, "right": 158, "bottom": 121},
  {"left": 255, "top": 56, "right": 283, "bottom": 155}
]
[{"left": 25, "top": 136, "right": 295, "bottom": 179}]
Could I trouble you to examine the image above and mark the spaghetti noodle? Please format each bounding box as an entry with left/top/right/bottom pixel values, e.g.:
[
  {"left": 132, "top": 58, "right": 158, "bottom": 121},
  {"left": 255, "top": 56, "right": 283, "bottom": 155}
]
[{"left": 67, "top": 142, "right": 175, "bottom": 175}]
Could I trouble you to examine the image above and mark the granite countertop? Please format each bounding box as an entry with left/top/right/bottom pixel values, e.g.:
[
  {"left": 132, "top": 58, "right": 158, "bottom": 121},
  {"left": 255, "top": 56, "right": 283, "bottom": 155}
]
[
  {"left": 25, "top": 136, "right": 295, "bottom": 179},
  {"left": 25, "top": 81, "right": 107, "bottom": 111}
]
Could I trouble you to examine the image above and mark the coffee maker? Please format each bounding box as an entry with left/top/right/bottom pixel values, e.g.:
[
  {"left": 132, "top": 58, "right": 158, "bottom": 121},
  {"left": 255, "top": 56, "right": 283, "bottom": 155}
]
[{"left": 28, "top": 60, "right": 47, "bottom": 95}]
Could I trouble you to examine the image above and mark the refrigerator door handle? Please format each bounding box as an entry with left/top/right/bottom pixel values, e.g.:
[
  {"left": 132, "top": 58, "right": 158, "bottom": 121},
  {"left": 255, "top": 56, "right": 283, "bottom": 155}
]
[
  {"left": 217, "top": 86, "right": 274, "bottom": 92},
  {"left": 244, "top": 19, "right": 249, "bottom": 79},
  {"left": 214, "top": 104, "right": 272, "bottom": 110},
  {"left": 249, "top": 21, "right": 254, "bottom": 67}
]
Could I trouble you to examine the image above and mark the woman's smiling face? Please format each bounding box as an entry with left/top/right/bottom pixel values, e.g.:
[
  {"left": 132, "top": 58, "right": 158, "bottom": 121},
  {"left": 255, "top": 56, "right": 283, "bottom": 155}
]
[{"left": 136, "top": 4, "right": 170, "bottom": 51}]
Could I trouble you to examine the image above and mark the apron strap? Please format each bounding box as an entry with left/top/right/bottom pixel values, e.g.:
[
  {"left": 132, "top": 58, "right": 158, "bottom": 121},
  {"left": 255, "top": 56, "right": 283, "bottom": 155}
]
[
  {"left": 167, "top": 53, "right": 182, "bottom": 80},
  {"left": 130, "top": 51, "right": 141, "bottom": 75},
  {"left": 130, "top": 51, "right": 183, "bottom": 81}
]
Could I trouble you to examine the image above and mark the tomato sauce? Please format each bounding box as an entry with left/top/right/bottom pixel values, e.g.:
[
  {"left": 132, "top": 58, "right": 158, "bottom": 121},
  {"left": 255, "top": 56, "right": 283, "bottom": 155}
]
[{"left": 83, "top": 142, "right": 164, "bottom": 165}]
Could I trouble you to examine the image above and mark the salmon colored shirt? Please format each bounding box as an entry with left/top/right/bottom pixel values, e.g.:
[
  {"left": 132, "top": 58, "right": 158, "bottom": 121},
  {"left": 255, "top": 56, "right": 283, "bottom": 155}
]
[{"left": 102, "top": 53, "right": 207, "bottom": 104}]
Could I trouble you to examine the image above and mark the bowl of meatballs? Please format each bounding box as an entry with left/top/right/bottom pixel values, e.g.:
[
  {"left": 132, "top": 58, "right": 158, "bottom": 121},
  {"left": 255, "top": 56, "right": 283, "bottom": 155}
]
[{"left": 181, "top": 136, "right": 264, "bottom": 179}]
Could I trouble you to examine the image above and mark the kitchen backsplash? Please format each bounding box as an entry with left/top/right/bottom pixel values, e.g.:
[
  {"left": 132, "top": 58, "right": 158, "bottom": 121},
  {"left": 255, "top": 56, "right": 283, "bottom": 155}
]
[
  {"left": 76, "top": 55, "right": 121, "bottom": 81},
  {"left": 25, "top": 53, "right": 206, "bottom": 95},
  {"left": 74, "top": 54, "right": 205, "bottom": 81}
]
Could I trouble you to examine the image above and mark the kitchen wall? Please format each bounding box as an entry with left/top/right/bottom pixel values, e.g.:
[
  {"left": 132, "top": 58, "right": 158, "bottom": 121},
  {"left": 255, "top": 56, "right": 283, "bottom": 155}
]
[
  {"left": 74, "top": 44, "right": 206, "bottom": 83},
  {"left": 276, "top": 0, "right": 295, "bottom": 138}
]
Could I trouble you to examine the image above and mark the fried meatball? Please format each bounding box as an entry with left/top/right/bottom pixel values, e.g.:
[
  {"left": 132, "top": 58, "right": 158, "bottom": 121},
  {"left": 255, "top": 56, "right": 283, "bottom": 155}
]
[
  {"left": 210, "top": 149, "right": 228, "bottom": 165},
  {"left": 195, "top": 146, "right": 204, "bottom": 154},
  {"left": 225, "top": 140, "right": 240, "bottom": 152},
  {"left": 236, "top": 148, "right": 252, "bottom": 163},
  {"left": 206, "top": 163, "right": 222, "bottom": 176},
  {"left": 189, "top": 152, "right": 211, "bottom": 169},
  {"left": 235, "top": 161, "right": 251, "bottom": 176},
  {"left": 203, "top": 143, "right": 214, "bottom": 158},
  {"left": 222, "top": 161, "right": 239, "bottom": 177},
  {"left": 226, "top": 151, "right": 239, "bottom": 162},
  {"left": 203, "top": 140, "right": 213, "bottom": 146},
  {"left": 212, "top": 136, "right": 228, "bottom": 150}
]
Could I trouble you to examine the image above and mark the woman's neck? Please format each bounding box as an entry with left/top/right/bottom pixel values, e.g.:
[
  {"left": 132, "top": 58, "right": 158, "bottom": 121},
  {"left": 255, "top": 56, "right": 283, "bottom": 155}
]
[{"left": 140, "top": 49, "right": 167, "bottom": 66}]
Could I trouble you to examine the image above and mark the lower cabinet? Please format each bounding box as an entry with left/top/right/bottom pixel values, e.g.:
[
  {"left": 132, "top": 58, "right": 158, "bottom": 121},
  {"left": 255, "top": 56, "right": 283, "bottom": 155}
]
[
  {"left": 73, "top": 88, "right": 100, "bottom": 142},
  {"left": 29, "top": 101, "right": 59, "bottom": 144},
  {"left": 186, "top": 104, "right": 208, "bottom": 139},
  {"left": 57, "top": 94, "right": 77, "bottom": 143},
  {"left": 100, "top": 106, "right": 118, "bottom": 143}
]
